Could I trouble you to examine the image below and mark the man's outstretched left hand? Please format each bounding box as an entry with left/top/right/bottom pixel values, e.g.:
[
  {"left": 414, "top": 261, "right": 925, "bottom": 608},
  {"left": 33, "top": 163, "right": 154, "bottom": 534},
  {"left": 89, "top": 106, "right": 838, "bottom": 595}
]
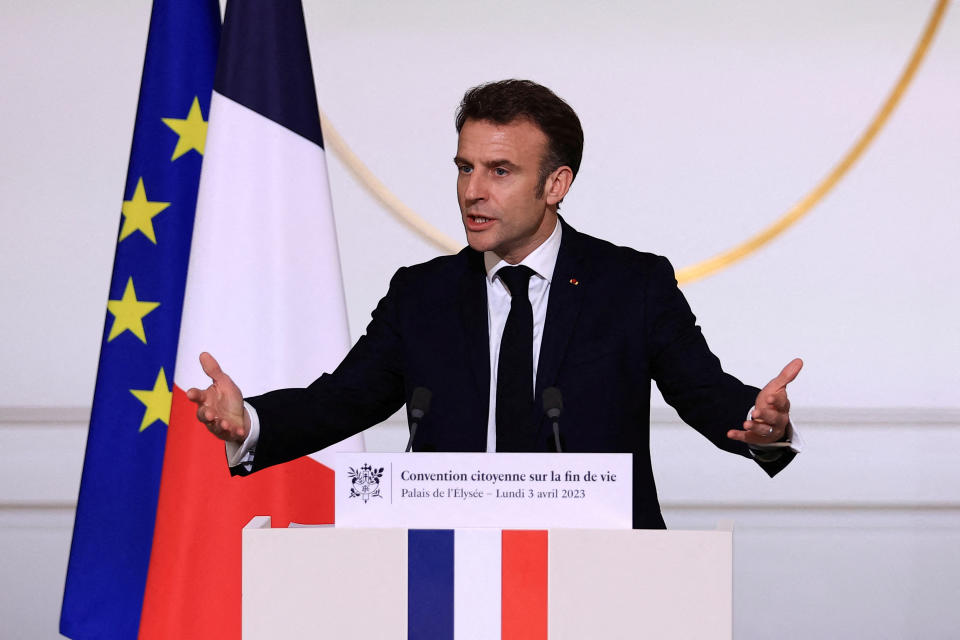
[{"left": 727, "top": 358, "right": 803, "bottom": 446}]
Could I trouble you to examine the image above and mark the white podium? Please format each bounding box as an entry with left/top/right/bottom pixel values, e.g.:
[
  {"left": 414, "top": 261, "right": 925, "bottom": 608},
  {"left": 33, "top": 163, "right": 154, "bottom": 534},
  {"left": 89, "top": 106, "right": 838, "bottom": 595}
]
[
  {"left": 242, "top": 516, "right": 732, "bottom": 639},
  {"left": 243, "top": 453, "right": 731, "bottom": 638}
]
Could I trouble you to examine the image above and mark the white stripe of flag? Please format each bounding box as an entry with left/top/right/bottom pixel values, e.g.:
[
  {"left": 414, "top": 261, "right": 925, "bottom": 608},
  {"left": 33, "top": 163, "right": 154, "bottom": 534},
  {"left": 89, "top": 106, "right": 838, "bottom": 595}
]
[{"left": 174, "top": 89, "right": 363, "bottom": 462}]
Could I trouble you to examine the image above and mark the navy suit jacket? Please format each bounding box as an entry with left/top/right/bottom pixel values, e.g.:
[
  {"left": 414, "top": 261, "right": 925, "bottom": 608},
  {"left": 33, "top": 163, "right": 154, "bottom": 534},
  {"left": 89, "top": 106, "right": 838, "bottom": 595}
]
[{"left": 244, "top": 219, "right": 794, "bottom": 528}]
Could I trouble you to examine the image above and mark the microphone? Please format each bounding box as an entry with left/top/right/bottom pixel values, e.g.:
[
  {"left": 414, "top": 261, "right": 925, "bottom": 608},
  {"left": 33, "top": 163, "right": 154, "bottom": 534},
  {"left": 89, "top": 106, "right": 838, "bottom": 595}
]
[
  {"left": 542, "top": 387, "right": 563, "bottom": 453},
  {"left": 405, "top": 387, "right": 432, "bottom": 452}
]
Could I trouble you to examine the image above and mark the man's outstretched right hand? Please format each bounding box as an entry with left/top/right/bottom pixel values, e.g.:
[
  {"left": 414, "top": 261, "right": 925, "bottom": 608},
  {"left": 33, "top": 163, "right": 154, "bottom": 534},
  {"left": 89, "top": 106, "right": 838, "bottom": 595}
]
[{"left": 185, "top": 352, "right": 250, "bottom": 443}]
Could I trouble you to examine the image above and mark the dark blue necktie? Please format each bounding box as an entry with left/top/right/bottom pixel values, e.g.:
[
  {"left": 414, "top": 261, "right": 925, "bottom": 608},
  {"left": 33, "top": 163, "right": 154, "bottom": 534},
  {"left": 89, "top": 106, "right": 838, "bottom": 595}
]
[{"left": 495, "top": 265, "right": 535, "bottom": 451}]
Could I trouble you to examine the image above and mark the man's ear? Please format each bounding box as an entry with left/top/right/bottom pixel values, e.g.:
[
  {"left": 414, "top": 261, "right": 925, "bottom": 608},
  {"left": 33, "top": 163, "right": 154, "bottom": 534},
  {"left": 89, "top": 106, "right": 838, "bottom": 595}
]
[{"left": 544, "top": 166, "right": 574, "bottom": 206}]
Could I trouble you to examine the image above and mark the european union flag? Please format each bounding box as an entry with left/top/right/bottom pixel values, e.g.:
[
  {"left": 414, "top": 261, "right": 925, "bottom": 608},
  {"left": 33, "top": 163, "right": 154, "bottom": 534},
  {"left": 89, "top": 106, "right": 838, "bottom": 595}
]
[{"left": 61, "top": 1, "right": 220, "bottom": 637}]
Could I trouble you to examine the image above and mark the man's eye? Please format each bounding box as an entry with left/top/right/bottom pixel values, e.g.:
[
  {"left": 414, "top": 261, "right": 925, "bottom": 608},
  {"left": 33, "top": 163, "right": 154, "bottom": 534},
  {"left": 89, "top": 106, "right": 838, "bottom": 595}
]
[
  {"left": 458, "top": 165, "right": 473, "bottom": 174},
  {"left": 494, "top": 167, "right": 508, "bottom": 176}
]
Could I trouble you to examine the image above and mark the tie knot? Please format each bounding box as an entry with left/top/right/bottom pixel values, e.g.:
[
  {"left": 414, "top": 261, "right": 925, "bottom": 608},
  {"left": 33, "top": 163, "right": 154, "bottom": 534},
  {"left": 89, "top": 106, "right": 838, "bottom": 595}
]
[{"left": 498, "top": 265, "right": 535, "bottom": 297}]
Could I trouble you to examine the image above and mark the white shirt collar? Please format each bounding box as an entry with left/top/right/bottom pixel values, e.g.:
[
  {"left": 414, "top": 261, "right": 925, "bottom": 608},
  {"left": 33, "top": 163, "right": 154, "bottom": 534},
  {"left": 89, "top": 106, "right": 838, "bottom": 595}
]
[{"left": 483, "top": 218, "right": 563, "bottom": 284}]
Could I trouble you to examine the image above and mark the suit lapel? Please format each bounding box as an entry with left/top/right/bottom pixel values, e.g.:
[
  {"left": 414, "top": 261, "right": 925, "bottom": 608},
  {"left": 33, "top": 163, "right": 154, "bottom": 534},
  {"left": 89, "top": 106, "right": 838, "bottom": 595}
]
[
  {"left": 459, "top": 250, "right": 491, "bottom": 403},
  {"left": 534, "top": 220, "right": 587, "bottom": 417}
]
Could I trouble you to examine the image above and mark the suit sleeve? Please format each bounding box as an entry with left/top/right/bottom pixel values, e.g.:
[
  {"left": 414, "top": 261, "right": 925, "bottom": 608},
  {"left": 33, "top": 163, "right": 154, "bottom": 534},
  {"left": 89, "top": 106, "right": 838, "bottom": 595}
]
[
  {"left": 645, "top": 256, "right": 795, "bottom": 476},
  {"left": 240, "top": 268, "right": 411, "bottom": 473}
]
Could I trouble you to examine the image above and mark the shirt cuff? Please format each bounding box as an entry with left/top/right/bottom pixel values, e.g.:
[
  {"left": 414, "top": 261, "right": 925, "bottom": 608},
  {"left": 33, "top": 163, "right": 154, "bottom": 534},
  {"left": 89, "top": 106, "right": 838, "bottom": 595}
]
[
  {"left": 225, "top": 401, "right": 260, "bottom": 469},
  {"left": 745, "top": 406, "right": 803, "bottom": 460}
]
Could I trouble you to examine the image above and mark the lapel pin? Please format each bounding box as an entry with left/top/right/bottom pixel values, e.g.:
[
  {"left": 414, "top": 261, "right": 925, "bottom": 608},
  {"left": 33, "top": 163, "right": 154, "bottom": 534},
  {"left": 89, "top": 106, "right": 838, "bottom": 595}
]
[{"left": 569, "top": 278, "right": 579, "bottom": 286}]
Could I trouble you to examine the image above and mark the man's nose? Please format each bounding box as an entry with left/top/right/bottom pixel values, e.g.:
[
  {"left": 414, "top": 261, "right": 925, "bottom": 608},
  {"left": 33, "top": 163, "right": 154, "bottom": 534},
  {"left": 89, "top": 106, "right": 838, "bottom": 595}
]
[{"left": 463, "top": 172, "right": 486, "bottom": 203}]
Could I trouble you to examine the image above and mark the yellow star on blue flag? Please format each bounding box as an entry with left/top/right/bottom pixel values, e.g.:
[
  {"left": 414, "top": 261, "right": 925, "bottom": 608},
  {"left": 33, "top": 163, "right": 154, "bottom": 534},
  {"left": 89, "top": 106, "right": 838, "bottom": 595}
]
[
  {"left": 120, "top": 178, "right": 170, "bottom": 244},
  {"left": 106, "top": 277, "right": 160, "bottom": 343},
  {"left": 162, "top": 96, "right": 208, "bottom": 160},
  {"left": 130, "top": 368, "right": 173, "bottom": 432}
]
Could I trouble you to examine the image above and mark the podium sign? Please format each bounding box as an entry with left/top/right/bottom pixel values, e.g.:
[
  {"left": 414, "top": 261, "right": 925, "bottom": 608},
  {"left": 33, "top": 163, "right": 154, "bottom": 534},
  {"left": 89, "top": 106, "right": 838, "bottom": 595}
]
[{"left": 334, "top": 452, "right": 632, "bottom": 529}]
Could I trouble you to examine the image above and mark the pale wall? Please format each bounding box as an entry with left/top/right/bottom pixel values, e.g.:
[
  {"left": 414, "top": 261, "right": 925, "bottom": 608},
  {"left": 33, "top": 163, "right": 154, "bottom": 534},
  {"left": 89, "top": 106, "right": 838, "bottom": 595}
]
[{"left": 1, "top": 1, "right": 958, "bottom": 638}]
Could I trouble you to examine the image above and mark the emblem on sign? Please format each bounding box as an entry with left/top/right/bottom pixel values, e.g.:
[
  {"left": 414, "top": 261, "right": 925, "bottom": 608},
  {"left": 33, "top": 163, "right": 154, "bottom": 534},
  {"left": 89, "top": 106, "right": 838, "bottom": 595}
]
[{"left": 347, "top": 464, "right": 384, "bottom": 503}]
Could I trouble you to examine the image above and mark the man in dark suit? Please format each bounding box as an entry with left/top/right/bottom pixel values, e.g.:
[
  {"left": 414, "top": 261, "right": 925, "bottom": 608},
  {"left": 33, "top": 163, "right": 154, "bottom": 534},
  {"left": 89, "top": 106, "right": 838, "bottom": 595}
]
[{"left": 189, "top": 80, "right": 801, "bottom": 529}]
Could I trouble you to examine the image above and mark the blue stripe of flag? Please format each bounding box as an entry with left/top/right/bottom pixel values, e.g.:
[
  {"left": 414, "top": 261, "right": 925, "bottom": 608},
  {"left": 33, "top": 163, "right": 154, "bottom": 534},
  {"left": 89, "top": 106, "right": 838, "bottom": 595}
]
[
  {"left": 60, "top": 1, "right": 219, "bottom": 638},
  {"left": 215, "top": 0, "right": 324, "bottom": 147},
  {"left": 408, "top": 529, "right": 455, "bottom": 640}
]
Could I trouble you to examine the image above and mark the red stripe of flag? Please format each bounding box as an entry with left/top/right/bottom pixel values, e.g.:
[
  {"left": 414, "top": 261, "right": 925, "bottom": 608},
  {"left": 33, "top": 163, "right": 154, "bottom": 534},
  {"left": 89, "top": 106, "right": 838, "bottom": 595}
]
[
  {"left": 502, "top": 530, "right": 548, "bottom": 640},
  {"left": 138, "top": 388, "right": 333, "bottom": 638}
]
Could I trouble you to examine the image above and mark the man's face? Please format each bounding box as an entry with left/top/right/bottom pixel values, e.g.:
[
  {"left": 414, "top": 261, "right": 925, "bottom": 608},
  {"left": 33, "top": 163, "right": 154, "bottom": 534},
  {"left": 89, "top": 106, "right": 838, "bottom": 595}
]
[{"left": 455, "top": 118, "right": 558, "bottom": 264}]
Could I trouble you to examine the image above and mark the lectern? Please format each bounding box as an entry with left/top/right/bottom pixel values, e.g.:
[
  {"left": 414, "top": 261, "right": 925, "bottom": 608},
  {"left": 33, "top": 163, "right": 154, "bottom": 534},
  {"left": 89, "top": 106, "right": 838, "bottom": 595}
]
[{"left": 241, "top": 453, "right": 732, "bottom": 639}]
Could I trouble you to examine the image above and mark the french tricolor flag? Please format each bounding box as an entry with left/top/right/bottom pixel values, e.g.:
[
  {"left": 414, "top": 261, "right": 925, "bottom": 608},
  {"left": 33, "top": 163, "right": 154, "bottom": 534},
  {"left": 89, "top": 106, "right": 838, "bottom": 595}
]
[
  {"left": 409, "top": 529, "right": 548, "bottom": 639},
  {"left": 141, "top": 0, "right": 362, "bottom": 637}
]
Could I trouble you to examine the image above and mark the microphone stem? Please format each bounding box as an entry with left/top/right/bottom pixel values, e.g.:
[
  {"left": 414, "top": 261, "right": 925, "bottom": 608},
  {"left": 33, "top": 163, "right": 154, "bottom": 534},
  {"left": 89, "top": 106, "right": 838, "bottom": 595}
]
[{"left": 405, "top": 421, "right": 418, "bottom": 453}]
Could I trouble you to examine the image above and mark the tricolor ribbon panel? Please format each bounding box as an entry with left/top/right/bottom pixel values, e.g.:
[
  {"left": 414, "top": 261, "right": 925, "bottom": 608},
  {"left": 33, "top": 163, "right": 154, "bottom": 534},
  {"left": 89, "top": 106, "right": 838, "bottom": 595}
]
[{"left": 408, "top": 529, "right": 548, "bottom": 640}]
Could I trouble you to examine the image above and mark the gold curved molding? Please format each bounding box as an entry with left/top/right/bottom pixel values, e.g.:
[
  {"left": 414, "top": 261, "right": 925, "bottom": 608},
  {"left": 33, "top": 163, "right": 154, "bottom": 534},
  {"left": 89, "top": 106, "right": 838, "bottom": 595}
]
[
  {"left": 674, "top": 0, "right": 949, "bottom": 283},
  {"left": 318, "top": 108, "right": 462, "bottom": 252},
  {"left": 319, "top": 0, "right": 949, "bottom": 283}
]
